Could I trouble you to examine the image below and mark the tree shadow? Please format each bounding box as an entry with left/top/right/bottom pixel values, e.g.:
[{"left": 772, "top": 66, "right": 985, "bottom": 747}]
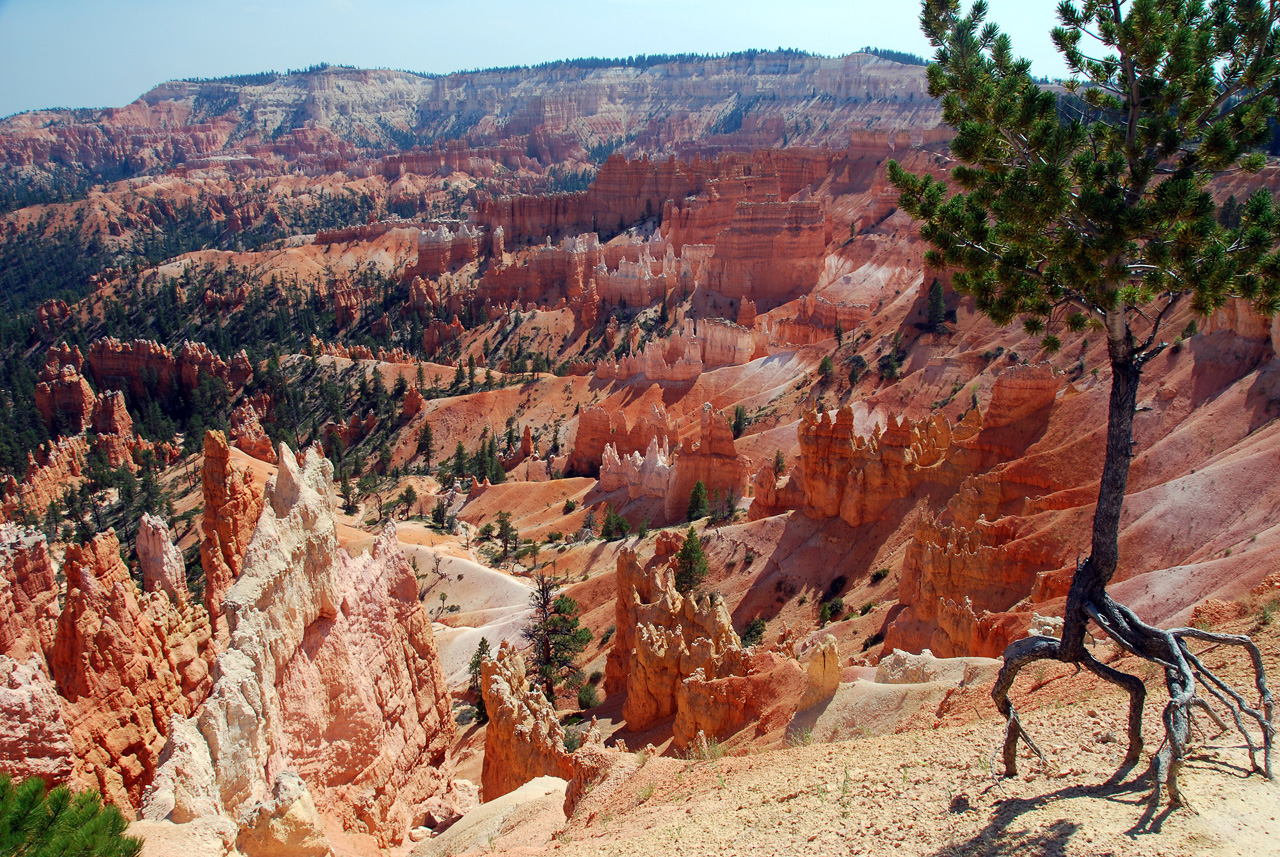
[{"left": 927, "top": 761, "right": 1190, "bottom": 856}]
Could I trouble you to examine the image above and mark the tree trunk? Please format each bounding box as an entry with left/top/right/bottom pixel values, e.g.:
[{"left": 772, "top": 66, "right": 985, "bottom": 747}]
[
  {"left": 1060, "top": 314, "right": 1140, "bottom": 660},
  {"left": 993, "top": 309, "right": 1274, "bottom": 804}
]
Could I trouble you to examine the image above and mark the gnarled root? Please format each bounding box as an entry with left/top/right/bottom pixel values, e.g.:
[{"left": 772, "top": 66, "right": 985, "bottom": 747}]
[{"left": 991, "top": 593, "right": 1274, "bottom": 807}]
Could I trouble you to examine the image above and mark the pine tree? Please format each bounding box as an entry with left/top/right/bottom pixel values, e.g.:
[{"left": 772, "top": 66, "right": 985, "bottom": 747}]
[
  {"left": 600, "top": 504, "right": 630, "bottom": 540},
  {"left": 468, "top": 637, "right": 491, "bottom": 723},
  {"left": 673, "top": 527, "right": 709, "bottom": 594},
  {"left": 889, "top": 0, "right": 1280, "bottom": 805},
  {"left": 0, "top": 775, "right": 142, "bottom": 857},
  {"left": 926, "top": 278, "right": 945, "bottom": 330},
  {"left": 521, "top": 572, "right": 592, "bottom": 701},
  {"left": 686, "top": 480, "right": 709, "bottom": 521},
  {"left": 450, "top": 441, "right": 468, "bottom": 482},
  {"left": 495, "top": 510, "right": 518, "bottom": 561},
  {"left": 417, "top": 421, "right": 434, "bottom": 467}
]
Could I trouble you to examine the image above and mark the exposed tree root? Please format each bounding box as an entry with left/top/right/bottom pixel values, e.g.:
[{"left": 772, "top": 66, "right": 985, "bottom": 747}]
[{"left": 992, "top": 593, "right": 1274, "bottom": 807}]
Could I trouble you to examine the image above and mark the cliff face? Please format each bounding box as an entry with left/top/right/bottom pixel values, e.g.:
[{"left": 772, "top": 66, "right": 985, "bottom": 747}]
[
  {"left": 598, "top": 405, "right": 750, "bottom": 524},
  {"left": 480, "top": 642, "right": 578, "bottom": 800},
  {"left": 144, "top": 444, "right": 456, "bottom": 847},
  {"left": 605, "top": 548, "right": 838, "bottom": 749},
  {"left": 2, "top": 53, "right": 941, "bottom": 180},
  {"left": 199, "top": 430, "right": 264, "bottom": 641},
  {"left": 37, "top": 529, "right": 215, "bottom": 817},
  {"left": 87, "top": 338, "right": 250, "bottom": 402}
]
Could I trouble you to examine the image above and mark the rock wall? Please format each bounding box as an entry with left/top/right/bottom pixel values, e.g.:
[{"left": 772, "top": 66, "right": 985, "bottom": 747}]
[
  {"left": 35, "top": 355, "right": 96, "bottom": 435},
  {"left": 199, "top": 430, "right": 264, "bottom": 641},
  {"left": 46, "top": 529, "right": 215, "bottom": 815},
  {"left": 0, "top": 525, "right": 61, "bottom": 662},
  {"left": 568, "top": 403, "right": 674, "bottom": 477},
  {"left": 145, "top": 444, "right": 456, "bottom": 847},
  {"left": 87, "top": 338, "right": 251, "bottom": 401},
  {"left": 1, "top": 436, "right": 89, "bottom": 523},
  {"left": 605, "top": 548, "right": 839, "bottom": 748},
  {"left": 0, "top": 656, "right": 75, "bottom": 784},
  {"left": 229, "top": 404, "right": 277, "bottom": 465},
  {"left": 479, "top": 641, "right": 577, "bottom": 801}
]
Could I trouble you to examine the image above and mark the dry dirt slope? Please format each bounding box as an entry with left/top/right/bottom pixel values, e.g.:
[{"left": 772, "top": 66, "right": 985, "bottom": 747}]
[{"left": 486, "top": 615, "right": 1279, "bottom": 857}]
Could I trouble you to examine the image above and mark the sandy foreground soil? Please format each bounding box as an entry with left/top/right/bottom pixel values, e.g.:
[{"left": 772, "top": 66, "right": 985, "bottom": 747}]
[{"left": 455, "top": 616, "right": 1279, "bottom": 857}]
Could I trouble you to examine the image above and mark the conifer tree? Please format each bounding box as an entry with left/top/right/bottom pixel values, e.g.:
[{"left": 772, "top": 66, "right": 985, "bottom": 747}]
[
  {"left": 417, "top": 421, "right": 434, "bottom": 467},
  {"left": 926, "top": 278, "right": 946, "bottom": 330},
  {"left": 0, "top": 775, "right": 142, "bottom": 857},
  {"left": 674, "top": 527, "right": 709, "bottom": 594},
  {"left": 686, "top": 480, "right": 709, "bottom": 520},
  {"left": 890, "top": 0, "right": 1279, "bottom": 804},
  {"left": 522, "top": 572, "right": 592, "bottom": 701},
  {"left": 468, "top": 637, "right": 491, "bottom": 723}
]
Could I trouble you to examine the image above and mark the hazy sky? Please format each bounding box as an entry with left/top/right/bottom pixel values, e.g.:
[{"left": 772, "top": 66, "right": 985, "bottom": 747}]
[{"left": 0, "top": 0, "right": 1072, "bottom": 118}]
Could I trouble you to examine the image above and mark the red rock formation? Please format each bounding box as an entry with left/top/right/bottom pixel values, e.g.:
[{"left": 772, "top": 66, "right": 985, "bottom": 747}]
[
  {"left": 480, "top": 641, "right": 577, "bottom": 799},
  {"left": 1, "top": 436, "right": 89, "bottom": 522},
  {"left": 405, "top": 224, "right": 482, "bottom": 279},
  {"left": 229, "top": 404, "right": 277, "bottom": 464},
  {"left": 607, "top": 547, "right": 741, "bottom": 730},
  {"left": 47, "top": 530, "right": 214, "bottom": 816},
  {"left": 35, "top": 299, "right": 72, "bottom": 335},
  {"left": 402, "top": 386, "right": 425, "bottom": 420},
  {"left": 480, "top": 641, "right": 617, "bottom": 812},
  {"left": 750, "top": 402, "right": 983, "bottom": 527},
  {"left": 87, "top": 338, "right": 249, "bottom": 402},
  {"left": 568, "top": 402, "right": 674, "bottom": 477},
  {"left": 146, "top": 447, "right": 457, "bottom": 847},
  {"left": 88, "top": 390, "right": 140, "bottom": 470},
  {"left": 35, "top": 355, "right": 97, "bottom": 435},
  {"left": 606, "top": 548, "right": 839, "bottom": 748},
  {"left": 699, "top": 200, "right": 829, "bottom": 308},
  {"left": 199, "top": 431, "right": 264, "bottom": 639},
  {"left": 422, "top": 317, "right": 465, "bottom": 354},
  {"left": 0, "top": 526, "right": 61, "bottom": 663},
  {"left": 662, "top": 405, "right": 752, "bottom": 523}
]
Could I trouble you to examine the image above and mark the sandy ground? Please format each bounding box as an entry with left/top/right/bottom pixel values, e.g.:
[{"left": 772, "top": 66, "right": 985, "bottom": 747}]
[{"left": 451, "top": 614, "right": 1280, "bottom": 857}]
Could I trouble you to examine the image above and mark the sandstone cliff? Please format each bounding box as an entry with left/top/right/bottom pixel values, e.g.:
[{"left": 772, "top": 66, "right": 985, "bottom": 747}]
[
  {"left": 606, "top": 548, "right": 837, "bottom": 748},
  {"left": 144, "top": 443, "right": 455, "bottom": 847},
  {"left": 47, "top": 529, "right": 215, "bottom": 816},
  {"left": 199, "top": 431, "right": 264, "bottom": 641}
]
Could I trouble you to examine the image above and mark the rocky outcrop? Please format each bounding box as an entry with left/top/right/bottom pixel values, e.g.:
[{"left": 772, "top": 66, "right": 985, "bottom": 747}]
[
  {"left": 91, "top": 390, "right": 138, "bottom": 469},
  {"left": 229, "top": 405, "right": 277, "bottom": 465},
  {"left": 87, "top": 338, "right": 250, "bottom": 402},
  {"left": 663, "top": 405, "right": 752, "bottom": 523},
  {"left": 199, "top": 431, "right": 264, "bottom": 639},
  {"left": 607, "top": 548, "right": 839, "bottom": 747},
  {"left": 480, "top": 642, "right": 577, "bottom": 801},
  {"left": 0, "top": 526, "right": 61, "bottom": 662},
  {"left": 604, "top": 547, "right": 738, "bottom": 721},
  {"left": 0, "top": 655, "right": 75, "bottom": 783},
  {"left": 406, "top": 224, "right": 482, "bottom": 280},
  {"left": 1, "top": 436, "right": 89, "bottom": 524},
  {"left": 137, "top": 514, "right": 189, "bottom": 603},
  {"left": 699, "top": 200, "right": 829, "bottom": 308},
  {"left": 568, "top": 403, "right": 674, "bottom": 477},
  {"left": 48, "top": 530, "right": 215, "bottom": 816},
  {"left": 35, "top": 352, "right": 97, "bottom": 435},
  {"left": 145, "top": 444, "right": 456, "bottom": 847},
  {"left": 595, "top": 405, "right": 749, "bottom": 524},
  {"left": 402, "top": 386, "right": 426, "bottom": 420}
]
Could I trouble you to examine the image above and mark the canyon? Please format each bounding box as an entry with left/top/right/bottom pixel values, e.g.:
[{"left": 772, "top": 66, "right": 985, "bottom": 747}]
[{"left": 0, "top": 48, "right": 1277, "bottom": 857}]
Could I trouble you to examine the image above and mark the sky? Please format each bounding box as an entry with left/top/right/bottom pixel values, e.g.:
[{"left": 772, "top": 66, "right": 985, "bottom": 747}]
[{"left": 0, "top": 0, "right": 1073, "bottom": 118}]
